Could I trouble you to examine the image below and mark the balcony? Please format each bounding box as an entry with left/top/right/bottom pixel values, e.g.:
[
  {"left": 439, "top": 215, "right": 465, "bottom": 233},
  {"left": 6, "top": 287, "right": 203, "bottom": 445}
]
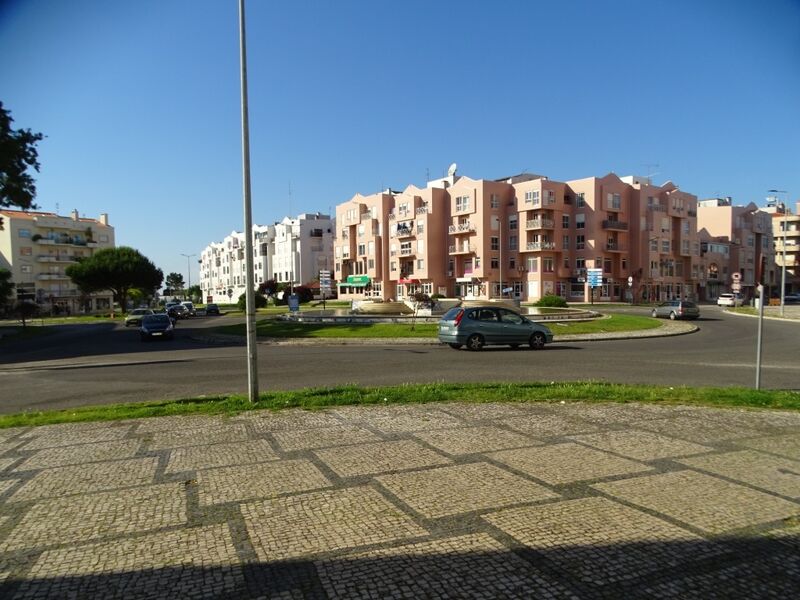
[
  {"left": 525, "top": 218, "right": 555, "bottom": 230},
  {"left": 360, "top": 212, "right": 373, "bottom": 221},
  {"left": 448, "top": 222, "right": 476, "bottom": 234},
  {"left": 449, "top": 244, "right": 476, "bottom": 255},
  {"left": 525, "top": 242, "right": 556, "bottom": 251},
  {"left": 602, "top": 220, "right": 629, "bottom": 231},
  {"left": 37, "top": 255, "right": 79, "bottom": 263},
  {"left": 393, "top": 225, "right": 414, "bottom": 238},
  {"left": 400, "top": 247, "right": 414, "bottom": 256},
  {"left": 415, "top": 205, "right": 429, "bottom": 215},
  {"left": 605, "top": 242, "right": 626, "bottom": 252},
  {"left": 687, "top": 210, "right": 697, "bottom": 217},
  {"left": 648, "top": 204, "right": 666, "bottom": 212},
  {"left": 36, "top": 273, "right": 70, "bottom": 280}
]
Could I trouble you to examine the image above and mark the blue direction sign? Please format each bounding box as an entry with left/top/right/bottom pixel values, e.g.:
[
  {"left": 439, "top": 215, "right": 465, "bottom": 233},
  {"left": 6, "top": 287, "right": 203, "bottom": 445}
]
[{"left": 587, "top": 268, "right": 603, "bottom": 288}]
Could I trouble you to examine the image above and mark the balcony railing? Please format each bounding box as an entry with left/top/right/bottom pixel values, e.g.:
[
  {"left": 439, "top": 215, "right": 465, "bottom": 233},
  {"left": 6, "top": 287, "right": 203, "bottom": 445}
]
[
  {"left": 36, "top": 273, "right": 70, "bottom": 280},
  {"left": 393, "top": 226, "right": 414, "bottom": 238},
  {"left": 648, "top": 204, "right": 666, "bottom": 212},
  {"left": 415, "top": 205, "right": 429, "bottom": 215},
  {"left": 449, "top": 245, "right": 476, "bottom": 254},
  {"left": 360, "top": 212, "right": 373, "bottom": 221},
  {"left": 525, "top": 242, "right": 555, "bottom": 251},
  {"left": 400, "top": 247, "right": 414, "bottom": 256},
  {"left": 525, "top": 218, "right": 555, "bottom": 230},
  {"left": 605, "top": 243, "right": 626, "bottom": 252},
  {"left": 448, "top": 222, "right": 476, "bottom": 234},
  {"left": 37, "top": 255, "right": 79, "bottom": 263},
  {"left": 602, "top": 220, "right": 629, "bottom": 230}
]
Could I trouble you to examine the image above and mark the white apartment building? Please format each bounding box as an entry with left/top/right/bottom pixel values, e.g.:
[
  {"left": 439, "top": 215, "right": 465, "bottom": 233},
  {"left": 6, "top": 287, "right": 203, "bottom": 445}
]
[
  {"left": 0, "top": 208, "right": 115, "bottom": 313},
  {"left": 199, "top": 213, "right": 334, "bottom": 304}
]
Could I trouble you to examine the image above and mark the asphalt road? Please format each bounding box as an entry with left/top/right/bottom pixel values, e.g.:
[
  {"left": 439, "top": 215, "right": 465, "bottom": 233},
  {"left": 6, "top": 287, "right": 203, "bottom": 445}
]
[{"left": 0, "top": 306, "right": 798, "bottom": 414}]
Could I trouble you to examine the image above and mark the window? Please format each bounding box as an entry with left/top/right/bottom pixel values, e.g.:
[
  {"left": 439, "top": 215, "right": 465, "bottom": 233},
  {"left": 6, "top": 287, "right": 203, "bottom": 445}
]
[
  {"left": 562, "top": 215, "right": 570, "bottom": 228},
  {"left": 455, "top": 195, "right": 470, "bottom": 211},
  {"left": 368, "top": 241, "right": 375, "bottom": 255},
  {"left": 509, "top": 256, "right": 516, "bottom": 269},
  {"left": 21, "top": 265, "right": 32, "bottom": 273},
  {"left": 416, "top": 220, "right": 424, "bottom": 234},
  {"left": 18, "top": 228, "right": 31, "bottom": 238},
  {"left": 576, "top": 258, "right": 586, "bottom": 270},
  {"left": 20, "top": 247, "right": 32, "bottom": 256},
  {"left": 622, "top": 258, "right": 627, "bottom": 270},
  {"left": 509, "top": 215, "right": 518, "bottom": 230},
  {"left": 509, "top": 235, "right": 518, "bottom": 251},
  {"left": 398, "top": 202, "right": 410, "bottom": 217},
  {"left": 357, "top": 244, "right": 366, "bottom": 255},
  {"left": 576, "top": 235, "right": 585, "bottom": 250},
  {"left": 661, "top": 240, "right": 670, "bottom": 253},
  {"left": 543, "top": 258, "right": 554, "bottom": 273},
  {"left": 474, "top": 257, "right": 481, "bottom": 268},
  {"left": 576, "top": 193, "right": 585, "bottom": 208},
  {"left": 608, "top": 193, "right": 621, "bottom": 210},
  {"left": 368, "top": 258, "right": 375, "bottom": 269},
  {"left": 527, "top": 257, "right": 538, "bottom": 272},
  {"left": 682, "top": 220, "right": 690, "bottom": 234},
  {"left": 358, "top": 224, "right": 365, "bottom": 237},
  {"left": 525, "top": 190, "right": 540, "bottom": 203},
  {"left": 650, "top": 238, "right": 658, "bottom": 251},
  {"left": 390, "top": 261, "right": 396, "bottom": 271},
  {"left": 604, "top": 258, "right": 612, "bottom": 273},
  {"left": 491, "top": 257, "right": 499, "bottom": 268},
  {"left": 417, "top": 259, "right": 424, "bottom": 269},
  {"left": 576, "top": 214, "right": 585, "bottom": 229},
  {"left": 491, "top": 237, "right": 499, "bottom": 250},
  {"left": 490, "top": 194, "right": 500, "bottom": 208},
  {"left": 99, "top": 235, "right": 109, "bottom": 242}
]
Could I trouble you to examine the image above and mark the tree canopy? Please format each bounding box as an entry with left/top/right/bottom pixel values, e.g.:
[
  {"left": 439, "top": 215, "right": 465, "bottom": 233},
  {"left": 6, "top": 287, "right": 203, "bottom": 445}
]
[
  {"left": 0, "top": 101, "right": 44, "bottom": 210},
  {"left": 165, "top": 272, "right": 185, "bottom": 294},
  {"left": 0, "top": 268, "right": 14, "bottom": 311},
  {"left": 66, "top": 247, "right": 163, "bottom": 313}
]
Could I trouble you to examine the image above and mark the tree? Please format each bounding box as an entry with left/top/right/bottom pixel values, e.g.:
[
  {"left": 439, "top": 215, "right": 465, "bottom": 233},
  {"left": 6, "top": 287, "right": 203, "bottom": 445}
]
[
  {"left": 0, "top": 268, "right": 14, "bottom": 314},
  {"left": 14, "top": 301, "right": 38, "bottom": 328},
  {"left": 1, "top": 101, "right": 44, "bottom": 210},
  {"left": 66, "top": 247, "right": 163, "bottom": 314},
  {"left": 187, "top": 284, "right": 201, "bottom": 302},
  {"left": 258, "top": 279, "right": 278, "bottom": 297},
  {"left": 165, "top": 273, "right": 185, "bottom": 296}
]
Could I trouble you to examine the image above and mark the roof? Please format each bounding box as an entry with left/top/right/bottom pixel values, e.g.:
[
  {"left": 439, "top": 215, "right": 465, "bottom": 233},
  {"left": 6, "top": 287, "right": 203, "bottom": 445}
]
[{"left": 0, "top": 209, "right": 108, "bottom": 225}]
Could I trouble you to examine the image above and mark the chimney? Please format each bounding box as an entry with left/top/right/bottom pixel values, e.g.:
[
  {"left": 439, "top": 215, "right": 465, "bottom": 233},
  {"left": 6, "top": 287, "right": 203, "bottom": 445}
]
[
  {"left": 71, "top": 209, "right": 79, "bottom": 221},
  {"left": 99, "top": 213, "right": 109, "bottom": 226}
]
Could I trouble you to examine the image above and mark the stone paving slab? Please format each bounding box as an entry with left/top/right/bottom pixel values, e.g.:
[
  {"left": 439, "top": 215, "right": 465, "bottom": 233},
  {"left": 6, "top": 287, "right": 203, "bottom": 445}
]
[
  {"left": 0, "top": 402, "right": 798, "bottom": 599},
  {"left": 594, "top": 470, "right": 799, "bottom": 534}
]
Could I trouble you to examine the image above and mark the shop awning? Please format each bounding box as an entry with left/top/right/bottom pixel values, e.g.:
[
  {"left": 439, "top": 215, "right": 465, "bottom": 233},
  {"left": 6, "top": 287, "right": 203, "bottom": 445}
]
[{"left": 398, "top": 278, "right": 420, "bottom": 284}]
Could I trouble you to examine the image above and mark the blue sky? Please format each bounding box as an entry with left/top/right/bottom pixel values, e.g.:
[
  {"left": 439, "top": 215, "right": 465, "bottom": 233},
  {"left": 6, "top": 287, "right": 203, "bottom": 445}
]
[{"left": 2, "top": 0, "right": 799, "bottom": 285}]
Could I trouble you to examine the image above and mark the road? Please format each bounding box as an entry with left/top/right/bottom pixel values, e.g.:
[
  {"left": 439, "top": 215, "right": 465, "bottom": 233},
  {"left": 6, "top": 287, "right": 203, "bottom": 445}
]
[{"left": 0, "top": 306, "right": 798, "bottom": 414}]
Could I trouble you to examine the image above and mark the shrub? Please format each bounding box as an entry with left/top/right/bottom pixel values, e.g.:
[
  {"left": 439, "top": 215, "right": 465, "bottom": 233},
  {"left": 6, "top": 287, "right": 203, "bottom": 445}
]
[
  {"left": 535, "top": 295, "right": 568, "bottom": 308},
  {"left": 237, "top": 291, "right": 267, "bottom": 311}
]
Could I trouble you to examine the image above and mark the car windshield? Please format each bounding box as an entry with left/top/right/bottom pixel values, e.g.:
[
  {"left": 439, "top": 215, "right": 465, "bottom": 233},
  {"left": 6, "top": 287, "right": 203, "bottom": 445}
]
[{"left": 143, "top": 315, "right": 170, "bottom": 325}]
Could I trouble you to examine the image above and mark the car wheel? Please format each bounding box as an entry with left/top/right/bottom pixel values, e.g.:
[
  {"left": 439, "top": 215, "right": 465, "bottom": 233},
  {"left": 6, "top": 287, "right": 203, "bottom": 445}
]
[
  {"left": 669, "top": 312, "right": 677, "bottom": 320},
  {"left": 448, "top": 343, "right": 462, "bottom": 349},
  {"left": 466, "top": 334, "right": 484, "bottom": 351},
  {"left": 529, "top": 332, "right": 546, "bottom": 350},
  {"left": 651, "top": 309, "right": 658, "bottom": 318}
]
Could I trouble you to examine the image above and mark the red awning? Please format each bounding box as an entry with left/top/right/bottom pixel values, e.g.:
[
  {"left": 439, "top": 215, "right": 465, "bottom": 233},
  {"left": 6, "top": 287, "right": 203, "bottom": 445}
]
[{"left": 398, "top": 278, "right": 420, "bottom": 284}]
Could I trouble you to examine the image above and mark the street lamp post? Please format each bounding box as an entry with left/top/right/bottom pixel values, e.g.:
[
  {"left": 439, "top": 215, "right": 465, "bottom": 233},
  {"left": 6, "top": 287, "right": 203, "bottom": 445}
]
[
  {"left": 180, "top": 253, "right": 196, "bottom": 300},
  {"left": 768, "top": 190, "right": 788, "bottom": 317}
]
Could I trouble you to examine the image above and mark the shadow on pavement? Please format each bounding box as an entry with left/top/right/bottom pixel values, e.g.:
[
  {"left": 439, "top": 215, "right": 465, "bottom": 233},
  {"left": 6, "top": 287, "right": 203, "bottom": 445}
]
[{"left": 0, "top": 538, "right": 796, "bottom": 599}]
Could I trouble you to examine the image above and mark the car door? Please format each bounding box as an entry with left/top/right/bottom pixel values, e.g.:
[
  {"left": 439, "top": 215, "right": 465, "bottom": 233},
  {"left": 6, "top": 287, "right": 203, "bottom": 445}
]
[
  {"left": 497, "top": 308, "right": 530, "bottom": 344},
  {"left": 474, "top": 308, "right": 500, "bottom": 343}
]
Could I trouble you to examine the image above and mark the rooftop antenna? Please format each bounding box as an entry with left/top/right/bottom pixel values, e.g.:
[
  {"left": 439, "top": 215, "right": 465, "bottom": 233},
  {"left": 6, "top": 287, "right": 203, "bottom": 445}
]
[{"left": 642, "top": 163, "right": 660, "bottom": 179}]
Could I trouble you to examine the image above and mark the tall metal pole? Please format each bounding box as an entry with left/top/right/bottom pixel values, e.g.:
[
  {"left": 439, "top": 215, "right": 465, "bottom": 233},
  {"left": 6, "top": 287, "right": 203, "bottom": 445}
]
[
  {"left": 755, "top": 283, "right": 764, "bottom": 390},
  {"left": 180, "top": 253, "right": 196, "bottom": 296},
  {"left": 239, "top": 0, "right": 259, "bottom": 401}
]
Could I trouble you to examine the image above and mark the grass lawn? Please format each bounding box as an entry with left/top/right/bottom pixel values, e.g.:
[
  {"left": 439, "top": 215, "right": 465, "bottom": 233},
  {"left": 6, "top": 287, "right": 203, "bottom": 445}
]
[
  {"left": 214, "top": 314, "right": 660, "bottom": 339},
  {"left": 1, "top": 381, "right": 796, "bottom": 428}
]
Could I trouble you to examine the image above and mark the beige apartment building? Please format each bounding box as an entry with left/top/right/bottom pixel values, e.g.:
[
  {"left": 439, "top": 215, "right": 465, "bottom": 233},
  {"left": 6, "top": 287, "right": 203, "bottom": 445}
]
[
  {"left": 333, "top": 168, "right": 769, "bottom": 304},
  {"left": 0, "top": 209, "right": 115, "bottom": 313},
  {"left": 764, "top": 200, "right": 799, "bottom": 296},
  {"left": 697, "top": 197, "right": 776, "bottom": 300}
]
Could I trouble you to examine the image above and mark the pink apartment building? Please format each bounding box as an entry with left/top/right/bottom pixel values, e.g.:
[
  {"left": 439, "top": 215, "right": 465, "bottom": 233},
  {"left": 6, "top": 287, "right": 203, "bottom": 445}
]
[
  {"left": 334, "top": 168, "right": 756, "bottom": 304},
  {"left": 697, "top": 197, "right": 776, "bottom": 300}
]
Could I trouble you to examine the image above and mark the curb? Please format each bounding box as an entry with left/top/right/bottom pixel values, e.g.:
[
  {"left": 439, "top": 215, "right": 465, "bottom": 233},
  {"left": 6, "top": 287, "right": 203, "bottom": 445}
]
[{"left": 190, "top": 321, "right": 698, "bottom": 347}]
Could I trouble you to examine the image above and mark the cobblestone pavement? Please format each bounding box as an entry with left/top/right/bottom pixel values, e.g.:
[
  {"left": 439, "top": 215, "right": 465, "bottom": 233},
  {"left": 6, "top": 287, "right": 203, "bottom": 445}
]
[{"left": 0, "top": 402, "right": 798, "bottom": 598}]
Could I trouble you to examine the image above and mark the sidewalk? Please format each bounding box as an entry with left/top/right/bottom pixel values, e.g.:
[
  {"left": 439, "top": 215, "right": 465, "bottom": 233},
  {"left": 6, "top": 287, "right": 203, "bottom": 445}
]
[{"left": 0, "top": 401, "right": 798, "bottom": 598}]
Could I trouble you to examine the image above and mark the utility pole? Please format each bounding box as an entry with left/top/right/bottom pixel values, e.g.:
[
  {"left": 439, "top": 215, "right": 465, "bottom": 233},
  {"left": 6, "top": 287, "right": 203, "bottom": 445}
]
[
  {"left": 768, "top": 190, "right": 788, "bottom": 317},
  {"left": 239, "top": 0, "right": 258, "bottom": 402},
  {"left": 180, "top": 253, "right": 196, "bottom": 299}
]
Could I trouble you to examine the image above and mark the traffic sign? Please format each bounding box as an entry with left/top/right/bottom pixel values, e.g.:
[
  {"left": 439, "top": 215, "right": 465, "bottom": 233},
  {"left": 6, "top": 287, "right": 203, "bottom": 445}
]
[
  {"left": 587, "top": 268, "right": 603, "bottom": 288},
  {"left": 627, "top": 276, "right": 633, "bottom": 287},
  {"left": 732, "top": 272, "right": 741, "bottom": 281}
]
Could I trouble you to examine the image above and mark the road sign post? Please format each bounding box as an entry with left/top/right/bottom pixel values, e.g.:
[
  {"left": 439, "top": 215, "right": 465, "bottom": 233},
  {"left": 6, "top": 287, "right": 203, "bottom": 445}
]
[
  {"left": 319, "top": 270, "right": 331, "bottom": 311},
  {"left": 587, "top": 268, "right": 603, "bottom": 305}
]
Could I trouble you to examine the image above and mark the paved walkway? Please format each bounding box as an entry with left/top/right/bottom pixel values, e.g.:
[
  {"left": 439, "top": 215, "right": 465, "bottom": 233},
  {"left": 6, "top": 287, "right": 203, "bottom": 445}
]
[{"left": 0, "top": 402, "right": 798, "bottom": 598}]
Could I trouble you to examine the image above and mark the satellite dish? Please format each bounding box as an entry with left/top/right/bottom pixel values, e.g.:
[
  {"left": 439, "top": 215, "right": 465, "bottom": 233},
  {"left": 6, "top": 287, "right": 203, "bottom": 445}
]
[{"left": 447, "top": 162, "right": 458, "bottom": 177}]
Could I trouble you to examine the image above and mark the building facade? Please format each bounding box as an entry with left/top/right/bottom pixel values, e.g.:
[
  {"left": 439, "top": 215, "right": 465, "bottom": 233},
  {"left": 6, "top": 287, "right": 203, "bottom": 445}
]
[
  {"left": 0, "top": 209, "right": 115, "bottom": 313},
  {"left": 697, "top": 197, "right": 776, "bottom": 300},
  {"left": 199, "top": 213, "right": 333, "bottom": 304},
  {"left": 764, "top": 200, "right": 799, "bottom": 296},
  {"left": 334, "top": 168, "right": 711, "bottom": 304}
]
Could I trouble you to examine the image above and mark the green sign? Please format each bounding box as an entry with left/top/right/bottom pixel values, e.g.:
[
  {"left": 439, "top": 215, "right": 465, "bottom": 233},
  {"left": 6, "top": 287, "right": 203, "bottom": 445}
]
[{"left": 345, "top": 275, "right": 371, "bottom": 285}]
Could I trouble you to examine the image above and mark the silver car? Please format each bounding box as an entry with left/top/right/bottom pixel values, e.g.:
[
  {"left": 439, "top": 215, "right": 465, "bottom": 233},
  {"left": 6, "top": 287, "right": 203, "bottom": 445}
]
[
  {"left": 438, "top": 306, "right": 553, "bottom": 351},
  {"left": 651, "top": 300, "right": 700, "bottom": 320}
]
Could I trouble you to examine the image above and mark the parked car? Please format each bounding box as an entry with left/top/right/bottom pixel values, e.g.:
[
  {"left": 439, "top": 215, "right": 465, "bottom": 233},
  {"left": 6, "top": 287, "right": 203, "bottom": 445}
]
[
  {"left": 140, "top": 314, "right": 174, "bottom": 341},
  {"left": 717, "top": 293, "right": 743, "bottom": 307},
  {"left": 180, "top": 301, "right": 196, "bottom": 317},
  {"left": 783, "top": 293, "right": 800, "bottom": 305},
  {"left": 651, "top": 300, "right": 700, "bottom": 320},
  {"left": 205, "top": 303, "right": 220, "bottom": 315},
  {"left": 438, "top": 305, "right": 553, "bottom": 351},
  {"left": 124, "top": 308, "right": 154, "bottom": 327}
]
